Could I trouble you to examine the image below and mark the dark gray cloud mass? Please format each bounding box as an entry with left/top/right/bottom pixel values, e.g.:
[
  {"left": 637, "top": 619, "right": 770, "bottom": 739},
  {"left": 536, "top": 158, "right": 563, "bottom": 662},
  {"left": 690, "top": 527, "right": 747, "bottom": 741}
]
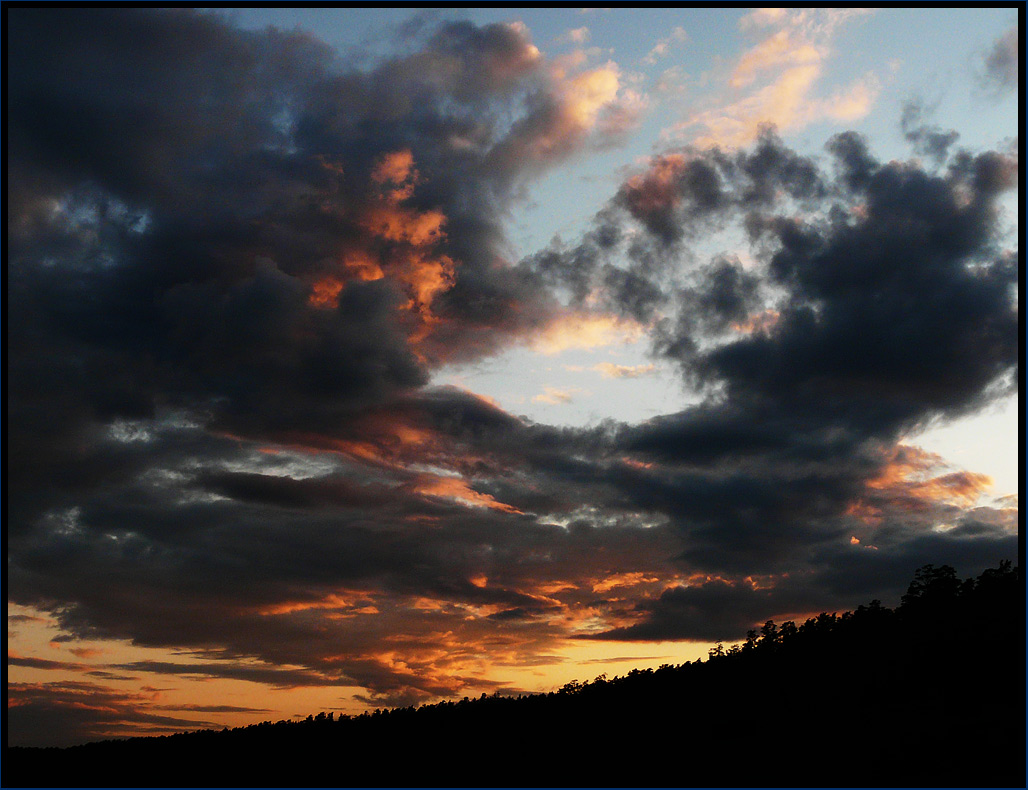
[
  {"left": 5, "top": 8, "right": 1020, "bottom": 746},
  {"left": 6, "top": 680, "right": 235, "bottom": 747}
]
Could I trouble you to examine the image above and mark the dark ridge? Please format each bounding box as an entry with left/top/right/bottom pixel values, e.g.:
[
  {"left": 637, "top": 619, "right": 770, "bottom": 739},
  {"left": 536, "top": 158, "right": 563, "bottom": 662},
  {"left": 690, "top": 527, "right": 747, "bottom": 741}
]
[{"left": 4, "top": 562, "right": 1024, "bottom": 788}]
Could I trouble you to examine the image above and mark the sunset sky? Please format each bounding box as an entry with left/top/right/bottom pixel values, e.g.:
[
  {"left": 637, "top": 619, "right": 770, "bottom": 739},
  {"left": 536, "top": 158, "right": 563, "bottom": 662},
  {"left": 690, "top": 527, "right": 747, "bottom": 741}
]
[{"left": 6, "top": 7, "right": 1020, "bottom": 748}]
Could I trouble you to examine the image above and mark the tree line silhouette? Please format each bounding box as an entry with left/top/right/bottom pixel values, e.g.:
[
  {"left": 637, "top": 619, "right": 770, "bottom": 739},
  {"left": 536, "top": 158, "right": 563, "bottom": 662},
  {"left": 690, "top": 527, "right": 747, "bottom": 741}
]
[{"left": 5, "top": 562, "right": 1023, "bottom": 787}]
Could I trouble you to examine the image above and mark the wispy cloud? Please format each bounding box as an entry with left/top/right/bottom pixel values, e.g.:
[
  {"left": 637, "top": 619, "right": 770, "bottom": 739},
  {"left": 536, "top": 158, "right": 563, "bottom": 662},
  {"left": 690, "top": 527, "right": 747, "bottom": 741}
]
[
  {"left": 643, "top": 26, "right": 688, "bottom": 66},
  {"left": 669, "top": 8, "right": 879, "bottom": 147},
  {"left": 979, "top": 24, "right": 1018, "bottom": 95},
  {"left": 533, "top": 386, "right": 581, "bottom": 404},
  {"left": 561, "top": 26, "right": 590, "bottom": 45},
  {"left": 592, "top": 362, "right": 656, "bottom": 378}
]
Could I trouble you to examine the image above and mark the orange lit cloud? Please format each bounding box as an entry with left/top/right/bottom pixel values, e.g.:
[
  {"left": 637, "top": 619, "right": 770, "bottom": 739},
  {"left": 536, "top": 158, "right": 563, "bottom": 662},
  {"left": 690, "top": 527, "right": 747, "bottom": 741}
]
[
  {"left": 533, "top": 387, "right": 579, "bottom": 405},
  {"left": 364, "top": 205, "right": 448, "bottom": 247},
  {"left": 592, "top": 362, "right": 655, "bottom": 378},
  {"left": 848, "top": 445, "right": 994, "bottom": 527},
  {"left": 685, "top": 66, "right": 880, "bottom": 148},
  {"left": 591, "top": 572, "right": 662, "bottom": 594},
  {"left": 412, "top": 473, "right": 524, "bottom": 514},
  {"left": 342, "top": 251, "right": 386, "bottom": 282},
  {"left": 547, "top": 61, "right": 622, "bottom": 137},
  {"left": 532, "top": 312, "right": 646, "bottom": 354},
  {"left": 504, "top": 52, "right": 641, "bottom": 163},
  {"left": 400, "top": 253, "right": 457, "bottom": 314},
  {"left": 308, "top": 149, "right": 456, "bottom": 340},
  {"left": 363, "top": 151, "right": 458, "bottom": 343},
  {"left": 257, "top": 409, "right": 441, "bottom": 472},
  {"left": 309, "top": 275, "right": 345, "bottom": 309},
  {"left": 372, "top": 149, "right": 421, "bottom": 204},
  {"left": 865, "top": 446, "right": 993, "bottom": 503},
  {"left": 620, "top": 153, "right": 688, "bottom": 216},
  {"left": 731, "top": 309, "right": 780, "bottom": 334},
  {"left": 257, "top": 591, "right": 378, "bottom": 617},
  {"left": 372, "top": 149, "right": 416, "bottom": 187}
]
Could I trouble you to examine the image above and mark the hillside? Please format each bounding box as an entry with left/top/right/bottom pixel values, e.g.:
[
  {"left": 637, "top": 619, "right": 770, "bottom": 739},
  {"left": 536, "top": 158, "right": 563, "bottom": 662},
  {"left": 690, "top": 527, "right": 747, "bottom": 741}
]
[{"left": 5, "top": 562, "right": 1024, "bottom": 788}]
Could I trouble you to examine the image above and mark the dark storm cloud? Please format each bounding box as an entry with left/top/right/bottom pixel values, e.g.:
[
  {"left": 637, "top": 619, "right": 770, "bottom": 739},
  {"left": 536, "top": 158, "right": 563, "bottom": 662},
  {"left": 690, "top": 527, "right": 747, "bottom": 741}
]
[
  {"left": 590, "top": 522, "right": 1020, "bottom": 643},
  {"left": 105, "top": 660, "right": 354, "bottom": 689},
  {"left": 714, "top": 136, "right": 1018, "bottom": 429},
  {"left": 604, "top": 128, "right": 1018, "bottom": 456},
  {"left": 515, "top": 128, "right": 1017, "bottom": 633},
  {"left": 161, "top": 704, "right": 274, "bottom": 713},
  {"left": 6, "top": 6, "right": 623, "bottom": 488},
  {"left": 586, "top": 469, "right": 1018, "bottom": 643},
  {"left": 8, "top": 614, "right": 47, "bottom": 625},
  {"left": 590, "top": 579, "right": 802, "bottom": 642},
  {"left": 5, "top": 5, "right": 631, "bottom": 606},
  {"left": 8, "top": 655, "right": 88, "bottom": 672},
  {"left": 5, "top": 384, "right": 684, "bottom": 699},
  {"left": 195, "top": 470, "right": 395, "bottom": 510},
  {"left": 7, "top": 8, "right": 414, "bottom": 545},
  {"left": 531, "top": 124, "right": 1017, "bottom": 470},
  {"left": 86, "top": 672, "right": 142, "bottom": 681},
  {"left": 7, "top": 681, "right": 224, "bottom": 747},
  {"left": 520, "top": 128, "right": 828, "bottom": 321}
]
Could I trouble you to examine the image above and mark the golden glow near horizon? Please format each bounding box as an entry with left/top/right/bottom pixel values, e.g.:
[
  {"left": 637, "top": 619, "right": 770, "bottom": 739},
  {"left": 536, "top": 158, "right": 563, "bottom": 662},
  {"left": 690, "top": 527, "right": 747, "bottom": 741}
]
[{"left": 7, "top": 601, "right": 718, "bottom": 743}]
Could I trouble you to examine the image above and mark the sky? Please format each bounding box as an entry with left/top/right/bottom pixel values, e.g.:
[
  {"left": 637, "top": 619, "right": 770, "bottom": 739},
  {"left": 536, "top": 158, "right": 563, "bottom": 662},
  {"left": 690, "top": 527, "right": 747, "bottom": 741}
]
[{"left": 6, "top": 7, "right": 1020, "bottom": 748}]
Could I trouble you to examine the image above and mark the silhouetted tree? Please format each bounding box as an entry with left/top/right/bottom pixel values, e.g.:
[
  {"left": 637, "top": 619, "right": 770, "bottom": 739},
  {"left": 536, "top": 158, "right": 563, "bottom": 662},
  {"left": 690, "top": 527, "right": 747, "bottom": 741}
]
[{"left": 901, "top": 563, "right": 960, "bottom": 606}]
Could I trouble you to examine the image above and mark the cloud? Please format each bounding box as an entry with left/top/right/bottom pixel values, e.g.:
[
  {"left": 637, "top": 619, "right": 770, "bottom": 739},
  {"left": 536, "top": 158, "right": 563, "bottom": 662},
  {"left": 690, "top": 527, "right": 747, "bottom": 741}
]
[
  {"left": 739, "top": 8, "right": 790, "bottom": 31},
  {"left": 900, "top": 100, "right": 960, "bottom": 165},
  {"left": 588, "top": 577, "right": 796, "bottom": 642},
  {"left": 979, "top": 25, "right": 1018, "bottom": 94},
  {"left": 530, "top": 312, "right": 647, "bottom": 353},
  {"left": 411, "top": 472, "right": 525, "bottom": 513},
  {"left": 730, "top": 29, "right": 820, "bottom": 88},
  {"left": 643, "top": 26, "right": 688, "bottom": 66},
  {"left": 482, "top": 49, "right": 639, "bottom": 178},
  {"left": 7, "top": 681, "right": 225, "bottom": 747},
  {"left": 592, "top": 363, "right": 656, "bottom": 379},
  {"left": 533, "top": 387, "right": 579, "bottom": 405},
  {"left": 5, "top": 7, "right": 655, "bottom": 538},
  {"left": 684, "top": 67, "right": 880, "bottom": 149},
  {"left": 671, "top": 8, "right": 878, "bottom": 148},
  {"left": 515, "top": 124, "right": 1017, "bottom": 627},
  {"left": 8, "top": 654, "right": 89, "bottom": 672},
  {"left": 563, "top": 27, "right": 590, "bottom": 45}
]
